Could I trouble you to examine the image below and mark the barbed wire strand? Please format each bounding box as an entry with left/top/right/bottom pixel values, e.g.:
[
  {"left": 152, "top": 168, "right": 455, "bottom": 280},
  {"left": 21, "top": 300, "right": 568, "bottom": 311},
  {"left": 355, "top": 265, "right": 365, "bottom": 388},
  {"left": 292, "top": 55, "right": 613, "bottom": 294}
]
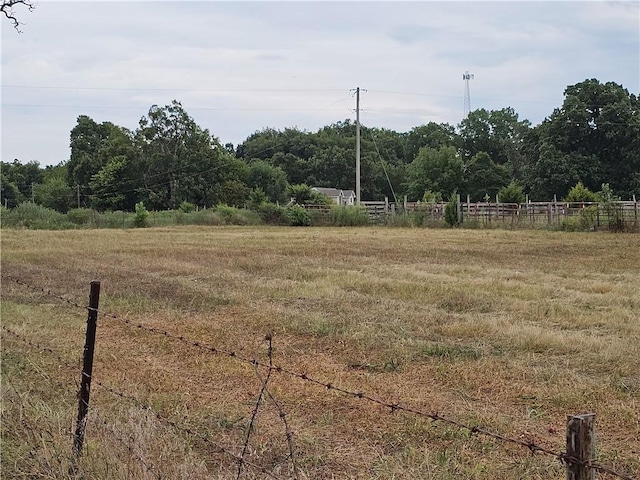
[
  {"left": 237, "top": 335, "right": 277, "bottom": 480},
  {"left": 2, "top": 324, "right": 283, "bottom": 479},
  {"left": 257, "top": 335, "right": 300, "bottom": 480},
  {"left": 2, "top": 275, "right": 637, "bottom": 480},
  {"left": 2, "top": 275, "right": 88, "bottom": 311},
  {"left": 1, "top": 325, "right": 82, "bottom": 391},
  {"left": 92, "top": 379, "right": 283, "bottom": 480}
]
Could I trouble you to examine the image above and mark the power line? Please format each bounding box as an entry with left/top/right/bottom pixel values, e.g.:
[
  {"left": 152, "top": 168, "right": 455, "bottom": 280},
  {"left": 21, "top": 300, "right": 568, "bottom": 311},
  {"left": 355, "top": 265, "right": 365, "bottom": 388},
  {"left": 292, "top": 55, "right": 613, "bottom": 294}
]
[{"left": 2, "top": 85, "right": 347, "bottom": 93}]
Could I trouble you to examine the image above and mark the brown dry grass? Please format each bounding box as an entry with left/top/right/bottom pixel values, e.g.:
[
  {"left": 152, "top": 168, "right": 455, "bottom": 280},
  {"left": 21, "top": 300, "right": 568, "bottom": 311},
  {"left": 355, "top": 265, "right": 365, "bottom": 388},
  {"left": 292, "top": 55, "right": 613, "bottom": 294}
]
[{"left": 1, "top": 226, "right": 639, "bottom": 479}]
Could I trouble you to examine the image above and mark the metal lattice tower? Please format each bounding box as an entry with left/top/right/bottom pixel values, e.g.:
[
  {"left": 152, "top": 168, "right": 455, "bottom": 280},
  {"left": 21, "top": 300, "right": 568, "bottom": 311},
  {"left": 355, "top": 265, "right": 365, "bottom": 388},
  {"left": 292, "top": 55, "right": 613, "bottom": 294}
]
[{"left": 463, "top": 71, "right": 474, "bottom": 117}]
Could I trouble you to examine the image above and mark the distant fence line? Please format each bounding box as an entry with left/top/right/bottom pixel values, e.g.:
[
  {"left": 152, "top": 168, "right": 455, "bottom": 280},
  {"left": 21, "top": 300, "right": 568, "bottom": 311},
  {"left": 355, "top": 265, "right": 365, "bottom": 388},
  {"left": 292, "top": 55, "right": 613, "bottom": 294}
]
[
  {"left": 304, "top": 199, "right": 639, "bottom": 230},
  {"left": 2, "top": 276, "right": 638, "bottom": 480}
]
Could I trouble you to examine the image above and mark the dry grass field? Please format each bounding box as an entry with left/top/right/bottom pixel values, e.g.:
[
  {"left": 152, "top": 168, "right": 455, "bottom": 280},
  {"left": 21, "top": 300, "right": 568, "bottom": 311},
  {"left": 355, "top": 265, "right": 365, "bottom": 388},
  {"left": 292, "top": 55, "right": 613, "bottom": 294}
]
[{"left": 1, "top": 226, "right": 639, "bottom": 479}]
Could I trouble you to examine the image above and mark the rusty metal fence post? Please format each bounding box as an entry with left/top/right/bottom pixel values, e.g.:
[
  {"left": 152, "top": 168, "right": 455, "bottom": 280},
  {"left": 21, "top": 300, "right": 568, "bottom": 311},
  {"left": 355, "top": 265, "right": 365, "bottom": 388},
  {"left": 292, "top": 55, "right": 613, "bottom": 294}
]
[
  {"left": 73, "top": 281, "right": 101, "bottom": 458},
  {"left": 566, "top": 413, "right": 595, "bottom": 480}
]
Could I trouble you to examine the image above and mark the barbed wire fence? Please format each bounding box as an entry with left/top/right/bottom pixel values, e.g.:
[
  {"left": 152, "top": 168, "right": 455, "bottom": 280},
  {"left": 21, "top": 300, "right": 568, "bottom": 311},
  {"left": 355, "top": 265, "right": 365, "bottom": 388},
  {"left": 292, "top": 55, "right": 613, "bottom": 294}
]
[{"left": 1, "top": 274, "right": 637, "bottom": 480}]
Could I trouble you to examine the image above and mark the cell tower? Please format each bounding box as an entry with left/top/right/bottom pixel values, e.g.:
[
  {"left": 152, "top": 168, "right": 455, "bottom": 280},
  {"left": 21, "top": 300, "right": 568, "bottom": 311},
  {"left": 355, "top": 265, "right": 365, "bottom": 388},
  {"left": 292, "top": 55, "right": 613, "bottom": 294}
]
[{"left": 463, "top": 71, "right": 474, "bottom": 117}]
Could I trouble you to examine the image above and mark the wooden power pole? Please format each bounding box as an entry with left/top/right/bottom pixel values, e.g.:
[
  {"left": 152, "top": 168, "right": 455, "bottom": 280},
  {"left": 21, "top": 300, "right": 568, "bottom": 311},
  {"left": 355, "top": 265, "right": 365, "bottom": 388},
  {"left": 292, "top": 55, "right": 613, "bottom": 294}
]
[{"left": 355, "top": 87, "right": 361, "bottom": 205}]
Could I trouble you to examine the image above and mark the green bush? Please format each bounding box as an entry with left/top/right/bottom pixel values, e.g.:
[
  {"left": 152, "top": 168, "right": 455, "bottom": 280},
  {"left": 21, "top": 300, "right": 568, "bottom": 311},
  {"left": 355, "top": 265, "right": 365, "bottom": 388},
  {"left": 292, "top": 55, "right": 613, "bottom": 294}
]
[
  {"left": 256, "top": 202, "right": 288, "bottom": 225},
  {"left": 330, "top": 206, "right": 369, "bottom": 226},
  {"left": 214, "top": 204, "right": 260, "bottom": 225},
  {"left": 66, "top": 208, "right": 95, "bottom": 226},
  {"left": 498, "top": 181, "right": 526, "bottom": 204},
  {"left": 133, "top": 202, "right": 149, "bottom": 228},
  {"left": 2, "top": 202, "right": 72, "bottom": 229},
  {"left": 565, "top": 182, "right": 597, "bottom": 203},
  {"left": 444, "top": 193, "right": 459, "bottom": 227},
  {"left": 286, "top": 205, "right": 311, "bottom": 226},
  {"left": 0, "top": 205, "right": 10, "bottom": 226},
  {"left": 179, "top": 201, "right": 196, "bottom": 213}
]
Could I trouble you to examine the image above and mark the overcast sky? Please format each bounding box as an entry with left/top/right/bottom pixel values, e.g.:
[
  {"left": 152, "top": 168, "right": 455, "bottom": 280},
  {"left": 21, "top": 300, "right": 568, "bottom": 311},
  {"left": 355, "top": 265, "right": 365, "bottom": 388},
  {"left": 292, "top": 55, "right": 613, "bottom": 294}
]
[{"left": 1, "top": 0, "right": 638, "bottom": 167}]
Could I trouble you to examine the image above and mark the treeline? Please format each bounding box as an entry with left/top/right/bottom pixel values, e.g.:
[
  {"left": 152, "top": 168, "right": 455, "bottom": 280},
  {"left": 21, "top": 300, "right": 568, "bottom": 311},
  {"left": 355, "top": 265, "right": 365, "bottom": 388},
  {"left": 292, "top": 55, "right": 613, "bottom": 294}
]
[{"left": 1, "top": 78, "right": 638, "bottom": 212}]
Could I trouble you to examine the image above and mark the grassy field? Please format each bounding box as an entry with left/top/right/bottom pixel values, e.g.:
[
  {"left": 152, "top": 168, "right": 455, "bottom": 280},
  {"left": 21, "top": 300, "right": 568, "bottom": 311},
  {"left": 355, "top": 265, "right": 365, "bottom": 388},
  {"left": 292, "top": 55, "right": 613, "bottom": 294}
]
[{"left": 1, "top": 226, "right": 639, "bottom": 479}]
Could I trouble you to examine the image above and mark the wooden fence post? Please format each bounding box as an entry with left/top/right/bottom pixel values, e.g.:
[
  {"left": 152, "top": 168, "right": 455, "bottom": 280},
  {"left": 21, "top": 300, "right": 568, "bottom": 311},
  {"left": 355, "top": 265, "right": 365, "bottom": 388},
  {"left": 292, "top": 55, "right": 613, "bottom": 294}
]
[
  {"left": 566, "top": 413, "right": 595, "bottom": 480},
  {"left": 73, "top": 281, "right": 101, "bottom": 458}
]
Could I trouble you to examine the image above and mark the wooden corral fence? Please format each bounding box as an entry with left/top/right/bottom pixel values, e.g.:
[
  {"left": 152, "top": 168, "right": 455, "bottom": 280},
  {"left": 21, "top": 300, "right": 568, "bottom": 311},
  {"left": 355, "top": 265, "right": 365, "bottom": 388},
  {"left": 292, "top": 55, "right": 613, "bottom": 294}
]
[{"left": 357, "top": 197, "right": 639, "bottom": 231}]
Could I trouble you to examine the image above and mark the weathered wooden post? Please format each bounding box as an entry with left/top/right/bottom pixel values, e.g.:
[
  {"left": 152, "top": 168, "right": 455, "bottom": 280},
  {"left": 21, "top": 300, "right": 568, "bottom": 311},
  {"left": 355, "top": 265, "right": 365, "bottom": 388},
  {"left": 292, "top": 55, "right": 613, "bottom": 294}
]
[
  {"left": 73, "top": 281, "right": 101, "bottom": 458},
  {"left": 566, "top": 413, "right": 595, "bottom": 480}
]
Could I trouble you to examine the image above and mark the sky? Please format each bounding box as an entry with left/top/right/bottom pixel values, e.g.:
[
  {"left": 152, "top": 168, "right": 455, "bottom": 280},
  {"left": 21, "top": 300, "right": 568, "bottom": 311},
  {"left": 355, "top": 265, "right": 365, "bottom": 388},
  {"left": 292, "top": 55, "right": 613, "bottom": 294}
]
[{"left": 1, "top": 0, "right": 639, "bottom": 167}]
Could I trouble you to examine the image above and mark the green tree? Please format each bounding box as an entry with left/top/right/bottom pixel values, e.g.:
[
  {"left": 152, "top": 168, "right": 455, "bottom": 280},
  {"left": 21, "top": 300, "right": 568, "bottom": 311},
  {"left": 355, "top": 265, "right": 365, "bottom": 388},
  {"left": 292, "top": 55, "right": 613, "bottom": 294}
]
[
  {"left": 522, "top": 79, "right": 640, "bottom": 199},
  {"left": 464, "top": 151, "right": 510, "bottom": 201},
  {"left": 246, "top": 160, "right": 289, "bottom": 203},
  {"left": 564, "top": 181, "right": 598, "bottom": 203},
  {"left": 458, "top": 108, "right": 531, "bottom": 179},
  {"left": 218, "top": 180, "right": 251, "bottom": 208},
  {"left": 137, "top": 100, "right": 248, "bottom": 210},
  {"left": 0, "top": 173, "right": 20, "bottom": 208},
  {"left": 89, "top": 126, "right": 141, "bottom": 211},
  {"left": 497, "top": 181, "right": 526, "bottom": 204},
  {"left": 405, "top": 146, "right": 463, "bottom": 201},
  {"left": 68, "top": 116, "right": 119, "bottom": 204},
  {"left": 404, "top": 122, "right": 458, "bottom": 164},
  {"left": 0, "top": 159, "right": 43, "bottom": 201}
]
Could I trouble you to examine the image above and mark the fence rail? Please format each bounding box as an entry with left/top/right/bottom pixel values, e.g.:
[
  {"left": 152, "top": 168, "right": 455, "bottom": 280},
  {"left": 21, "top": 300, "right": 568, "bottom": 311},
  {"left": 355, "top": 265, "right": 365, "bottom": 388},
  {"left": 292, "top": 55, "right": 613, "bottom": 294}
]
[
  {"left": 1, "top": 276, "right": 638, "bottom": 480},
  {"left": 352, "top": 200, "right": 639, "bottom": 230}
]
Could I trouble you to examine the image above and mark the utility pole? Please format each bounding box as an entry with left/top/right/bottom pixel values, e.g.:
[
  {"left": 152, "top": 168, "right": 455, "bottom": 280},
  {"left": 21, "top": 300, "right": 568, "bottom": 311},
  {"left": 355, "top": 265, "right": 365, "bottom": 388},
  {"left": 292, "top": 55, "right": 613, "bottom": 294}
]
[{"left": 355, "top": 87, "right": 361, "bottom": 205}]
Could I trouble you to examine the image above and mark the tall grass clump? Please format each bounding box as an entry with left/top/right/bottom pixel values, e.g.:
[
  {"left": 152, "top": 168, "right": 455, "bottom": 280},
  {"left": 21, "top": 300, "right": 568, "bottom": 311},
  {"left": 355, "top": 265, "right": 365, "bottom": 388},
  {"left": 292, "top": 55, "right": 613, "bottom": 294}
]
[
  {"left": 254, "top": 202, "right": 289, "bottom": 225},
  {"left": 215, "top": 205, "right": 261, "bottom": 225},
  {"left": 330, "top": 205, "right": 369, "bottom": 226},
  {"left": 66, "top": 208, "right": 95, "bottom": 227},
  {"left": 1, "top": 202, "right": 72, "bottom": 229}
]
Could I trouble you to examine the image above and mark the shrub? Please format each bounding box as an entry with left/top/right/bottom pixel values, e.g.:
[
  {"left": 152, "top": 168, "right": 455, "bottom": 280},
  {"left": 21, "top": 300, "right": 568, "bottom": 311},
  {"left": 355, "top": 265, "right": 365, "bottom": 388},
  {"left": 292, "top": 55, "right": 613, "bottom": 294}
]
[
  {"left": 133, "top": 202, "right": 149, "bottom": 228},
  {"left": 247, "top": 188, "right": 268, "bottom": 210},
  {"left": 2, "top": 202, "right": 72, "bottom": 229},
  {"left": 444, "top": 193, "right": 459, "bottom": 227},
  {"left": 256, "top": 202, "right": 288, "bottom": 225},
  {"left": 286, "top": 205, "right": 311, "bottom": 226},
  {"left": 422, "top": 190, "right": 443, "bottom": 203},
  {"left": 179, "top": 201, "right": 196, "bottom": 213},
  {"left": 498, "top": 181, "right": 526, "bottom": 204},
  {"left": 213, "top": 205, "right": 261, "bottom": 225},
  {"left": 66, "top": 208, "right": 94, "bottom": 226},
  {"left": 565, "top": 182, "right": 597, "bottom": 203},
  {"left": 330, "top": 206, "right": 369, "bottom": 226}
]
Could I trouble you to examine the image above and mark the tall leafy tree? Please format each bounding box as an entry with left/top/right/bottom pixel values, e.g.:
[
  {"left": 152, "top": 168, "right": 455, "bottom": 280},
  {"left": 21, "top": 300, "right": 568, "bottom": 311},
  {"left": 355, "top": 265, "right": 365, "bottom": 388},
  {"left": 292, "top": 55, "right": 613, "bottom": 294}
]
[
  {"left": 0, "top": 173, "right": 20, "bottom": 208},
  {"left": 404, "top": 122, "right": 458, "bottom": 164},
  {"left": 523, "top": 79, "right": 640, "bottom": 199},
  {"left": 246, "top": 160, "right": 289, "bottom": 203},
  {"left": 89, "top": 126, "right": 141, "bottom": 211},
  {"left": 405, "top": 146, "right": 464, "bottom": 201},
  {"left": 464, "top": 151, "right": 510, "bottom": 201},
  {"left": 136, "top": 100, "right": 248, "bottom": 209},
  {"left": 34, "top": 164, "right": 74, "bottom": 212},
  {"left": 458, "top": 108, "right": 531, "bottom": 179},
  {"left": 0, "top": 159, "right": 43, "bottom": 201},
  {"left": 68, "top": 116, "right": 118, "bottom": 205}
]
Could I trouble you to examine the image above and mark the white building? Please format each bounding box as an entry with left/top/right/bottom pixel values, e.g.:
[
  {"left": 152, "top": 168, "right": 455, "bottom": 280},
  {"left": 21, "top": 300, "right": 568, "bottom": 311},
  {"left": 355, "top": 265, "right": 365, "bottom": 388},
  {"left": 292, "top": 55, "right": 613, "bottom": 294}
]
[{"left": 312, "top": 187, "right": 356, "bottom": 206}]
